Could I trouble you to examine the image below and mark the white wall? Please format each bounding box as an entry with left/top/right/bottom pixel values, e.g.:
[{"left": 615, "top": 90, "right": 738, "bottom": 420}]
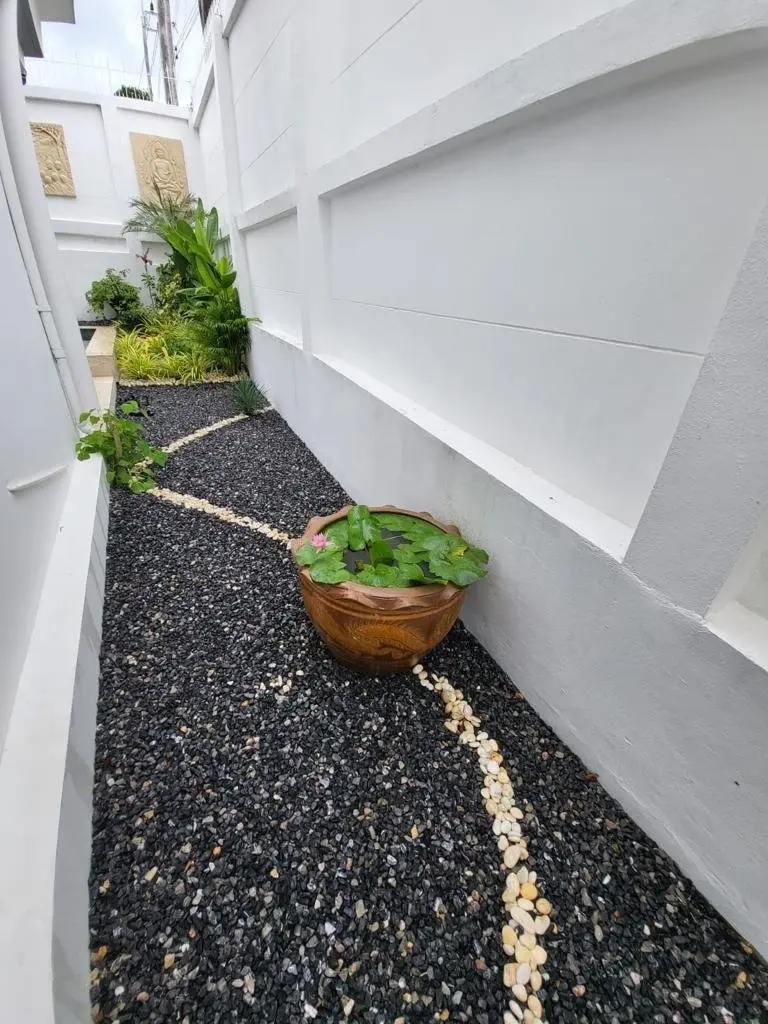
[
  {"left": 0, "top": 156, "right": 74, "bottom": 755},
  {"left": 198, "top": 0, "right": 768, "bottom": 953},
  {"left": 0, "top": 59, "right": 108, "bottom": 1024},
  {"left": 24, "top": 87, "right": 205, "bottom": 318}
]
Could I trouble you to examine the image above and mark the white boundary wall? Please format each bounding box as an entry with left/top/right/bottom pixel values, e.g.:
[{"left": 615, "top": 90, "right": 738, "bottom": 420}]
[
  {"left": 24, "top": 87, "right": 205, "bottom": 318},
  {"left": 1, "top": 34, "right": 108, "bottom": 1023},
  {"left": 192, "top": 0, "right": 768, "bottom": 952}
]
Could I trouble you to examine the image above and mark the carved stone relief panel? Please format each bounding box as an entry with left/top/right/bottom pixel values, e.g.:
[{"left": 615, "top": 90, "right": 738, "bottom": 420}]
[
  {"left": 130, "top": 133, "right": 189, "bottom": 204},
  {"left": 30, "top": 122, "right": 76, "bottom": 197}
]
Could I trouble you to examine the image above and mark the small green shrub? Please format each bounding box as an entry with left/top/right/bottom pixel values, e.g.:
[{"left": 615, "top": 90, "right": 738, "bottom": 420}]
[
  {"left": 231, "top": 378, "right": 269, "bottom": 415},
  {"left": 115, "top": 327, "right": 219, "bottom": 382},
  {"left": 154, "top": 259, "right": 188, "bottom": 311},
  {"left": 295, "top": 506, "right": 489, "bottom": 588},
  {"left": 86, "top": 269, "right": 144, "bottom": 329},
  {"left": 75, "top": 400, "right": 167, "bottom": 492}
]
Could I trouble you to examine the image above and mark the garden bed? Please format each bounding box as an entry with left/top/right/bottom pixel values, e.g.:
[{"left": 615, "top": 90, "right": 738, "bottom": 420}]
[{"left": 89, "top": 384, "right": 768, "bottom": 1024}]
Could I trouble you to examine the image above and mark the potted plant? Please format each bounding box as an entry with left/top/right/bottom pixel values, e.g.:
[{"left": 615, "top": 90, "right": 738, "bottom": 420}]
[{"left": 291, "top": 505, "right": 488, "bottom": 673}]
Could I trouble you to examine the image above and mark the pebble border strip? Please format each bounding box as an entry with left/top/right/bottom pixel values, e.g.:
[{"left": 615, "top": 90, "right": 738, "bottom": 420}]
[
  {"left": 145, "top": 413, "right": 552, "bottom": 1022},
  {"left": 161, "top": 414, "right": 248, "bottom": 454},
  {"left": 149, "top": 487, "right": 292, "bottom": 547},
  {"left": 412, "top": 664, "right": 550, "bottom": 1024}
]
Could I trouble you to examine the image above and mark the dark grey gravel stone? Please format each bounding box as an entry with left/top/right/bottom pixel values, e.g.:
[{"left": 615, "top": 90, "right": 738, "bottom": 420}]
[{"left": 89, "top": 385, "right": 768, "bottom": 1023}]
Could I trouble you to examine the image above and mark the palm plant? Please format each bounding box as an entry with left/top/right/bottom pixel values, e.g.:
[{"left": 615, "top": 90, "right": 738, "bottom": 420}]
[{"left": 123, "top": 188, "right": 197, "bottom": 240}]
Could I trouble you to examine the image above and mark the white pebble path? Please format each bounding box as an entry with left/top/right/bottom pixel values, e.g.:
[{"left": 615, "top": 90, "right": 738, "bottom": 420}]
[
  {"left": 144, "top": 414, "right": 554, "bottom": 1023},
  {"left": 148, "top": 487, "right": 292, "bottom": 546},
  {"left": 412, "top": 663, "right": 551, "bottom": 1024}
]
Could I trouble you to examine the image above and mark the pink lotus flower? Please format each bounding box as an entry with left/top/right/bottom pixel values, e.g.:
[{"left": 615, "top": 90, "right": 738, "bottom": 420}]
[{"left": 310, "top": 533, "right": 330, "bottom": 550}]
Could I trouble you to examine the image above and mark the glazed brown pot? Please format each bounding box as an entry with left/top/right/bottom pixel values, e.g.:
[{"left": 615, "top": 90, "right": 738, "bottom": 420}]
[{"left": 291, "top": 505, "right": 465, "bottom": 674}]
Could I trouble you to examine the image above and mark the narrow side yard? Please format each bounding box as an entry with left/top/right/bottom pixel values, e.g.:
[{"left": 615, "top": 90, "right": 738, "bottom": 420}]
[{"left": 90, "top": 385, "right": 768, "bottom": 1024}]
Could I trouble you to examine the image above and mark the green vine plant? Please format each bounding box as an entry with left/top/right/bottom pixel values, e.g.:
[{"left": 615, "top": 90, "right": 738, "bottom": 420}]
[
  {"left": 295, "top": 505, "right": 489, "bottom": 588},
  {"left": 75, "top": 400, "right": 167, "bottom": 492}
]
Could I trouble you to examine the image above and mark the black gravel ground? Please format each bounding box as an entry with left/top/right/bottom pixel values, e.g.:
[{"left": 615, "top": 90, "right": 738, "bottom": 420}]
[{"left": 90, "top": 385, "right": 768, "bottom": 1023}]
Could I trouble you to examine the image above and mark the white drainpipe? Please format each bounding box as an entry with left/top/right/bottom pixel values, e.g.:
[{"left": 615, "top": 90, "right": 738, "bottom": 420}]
[{"left": 0, "top": 0, "right": 97, "bottom": 422}]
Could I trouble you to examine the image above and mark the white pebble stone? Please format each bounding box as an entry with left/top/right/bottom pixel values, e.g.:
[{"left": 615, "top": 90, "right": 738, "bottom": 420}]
[
  {"left": 505, "top": 873, "right": 520, "bottom": 897},
  {"left": 517, "top": 898, "right": 535, "bottom": 912},
  {"left": 512, "top": 984, "right": 528, "bottom": 1003},
  {"left": 504, "top": 1014, "right": 517, "bottom": 1024},
  {"left": 515, "top": 964, "right": 531, "bottom": 987},
  {"left": 498, "top": 835, "right": 509, "bottom": 851},
  {"left": 514, "top": 944, "right": 531, "bottom": 964},
  {"left": 509, "top": 906, "right": 536, "bottom": 933},
  {"left": 534, "top": 915, "right": 550, "bottom": 935},
  {"left": 503, "top": 846, "right": 522, "bottom": 869},
  {"left": 527, "top": 995, "right": 543, "bottom": 1018},
  {"left": 530, "top": 970, "right": 542, "bottom": 992},
  {"left": 516, "top": 867, "right": 529, "bottom": 883},
  {"left": 412, "top": 664, "right": 423, "bottom": 674},
  {"left": 508, "top": 1003, "right": 523, "bottom": 1021},
  {"left": 519, "top": 932, "right": 537, "bottom": 950},
  {"left": 530, "top": 945, "right": 547, "bottom": 966}
]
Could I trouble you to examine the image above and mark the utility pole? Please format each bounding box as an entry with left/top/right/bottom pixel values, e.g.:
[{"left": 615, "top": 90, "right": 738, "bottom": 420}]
[
  {"left": 156, "top": 0, "right": 178, "bottom": 106},
  {"left": 140, "top": 7, "right": 154, "bottom": 101}
]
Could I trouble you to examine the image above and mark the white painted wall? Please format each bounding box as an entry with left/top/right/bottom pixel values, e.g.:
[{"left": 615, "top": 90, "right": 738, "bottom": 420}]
[
  {"left": 0, "top": 151, "right": 74, "bottom": 755},
  {"left": 198, "top": 0, "right": 768, "bottom": 952},
  {"left": 1, "top": 52, "right": 108, "bottom": 1024},
  {"left": 24, "top": 87, "right": 205, "bottom": 318}
]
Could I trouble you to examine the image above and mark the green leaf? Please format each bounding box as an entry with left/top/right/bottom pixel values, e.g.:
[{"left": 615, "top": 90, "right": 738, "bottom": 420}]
[
  {"left": 394, "top": 562, "right": 427, "bottom": 585},
  {"left": 392, "top": 542, "right": 426, "bottom": 564},
  {"left": 150, "top": 450, "right": 168, "bottom": 466},
  {"left": 428, "top": 554, "right": 487, "bottom": 587},
  {"left": 355, "top": 563, "right": 402, "bottom": 588},
  {"left": 323, "top": 520, "right": 349, "bottom": 548},
  {"left": 309, "top": 563, "right": 353, "bottom": 584},
  {"left": 295, "top": 541, "right": 322, "bottom": 566},
  {"left": 419, "top": 533, "right": 466, "bottom": 556},
  {"left": 347, "top": 505, "right": 369, "bottom": 551},
  {"left": 367, "top": 539, "right": 394, "bottom": 564},
  {"left": 347, "top": 504, "right": 380, "bottom": 547}
]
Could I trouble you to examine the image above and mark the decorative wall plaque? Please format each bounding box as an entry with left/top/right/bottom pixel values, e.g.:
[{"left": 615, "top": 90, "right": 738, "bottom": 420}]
[
  {"left": 130, "top": 133, "right": 189, "bottom": 203},
  {"left": 30, "top": 122, "right": 75, "bottom": 197}
]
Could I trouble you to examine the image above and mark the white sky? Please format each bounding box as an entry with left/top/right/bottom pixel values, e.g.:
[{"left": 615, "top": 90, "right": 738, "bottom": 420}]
[{"left": 25, "top": 0, "right": 204, "bottom": 107}]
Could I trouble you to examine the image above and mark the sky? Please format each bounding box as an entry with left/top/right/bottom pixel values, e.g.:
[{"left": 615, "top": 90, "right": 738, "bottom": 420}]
[{"left": 26, "top": 0, "right": 204, "bottom": 107}]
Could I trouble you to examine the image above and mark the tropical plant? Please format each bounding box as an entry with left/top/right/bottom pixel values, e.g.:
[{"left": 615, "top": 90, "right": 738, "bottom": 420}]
[
  {"left": 231, "top": 378, "right": 269, "bottom": 415},
  {"left": 123, "top": 189, "right": 197, "bottom": 240},
  {"left": 295, "top": 506, "right": 489, "bottom": 588},
  {"left": 86, "top": 269, "right": 145, "bottom": 330},
  {"left": 188, "top": 290, "right": 253, "bottom": 373},
  {"left": 162, "top": 201, "right": 230, "bottom": 289},
  {"left": 115, "top": 85, "right": 151, "bottom": 100},
  {"left": 75, "top": 400, "right": 167, "bottom": 492}
]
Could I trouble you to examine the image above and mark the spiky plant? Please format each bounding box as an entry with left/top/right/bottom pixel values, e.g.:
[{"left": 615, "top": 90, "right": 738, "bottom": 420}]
[
  {"left": 123, "top": 188, "right": 197, "bottom": 239},
  {"left": 231, "top": 378, "right": 269, "bottom": 415}
]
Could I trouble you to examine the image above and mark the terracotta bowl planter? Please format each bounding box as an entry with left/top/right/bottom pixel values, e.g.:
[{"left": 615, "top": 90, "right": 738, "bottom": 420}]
[{"left": 291, "top": 505, "right": 465, "bottom": 674}]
